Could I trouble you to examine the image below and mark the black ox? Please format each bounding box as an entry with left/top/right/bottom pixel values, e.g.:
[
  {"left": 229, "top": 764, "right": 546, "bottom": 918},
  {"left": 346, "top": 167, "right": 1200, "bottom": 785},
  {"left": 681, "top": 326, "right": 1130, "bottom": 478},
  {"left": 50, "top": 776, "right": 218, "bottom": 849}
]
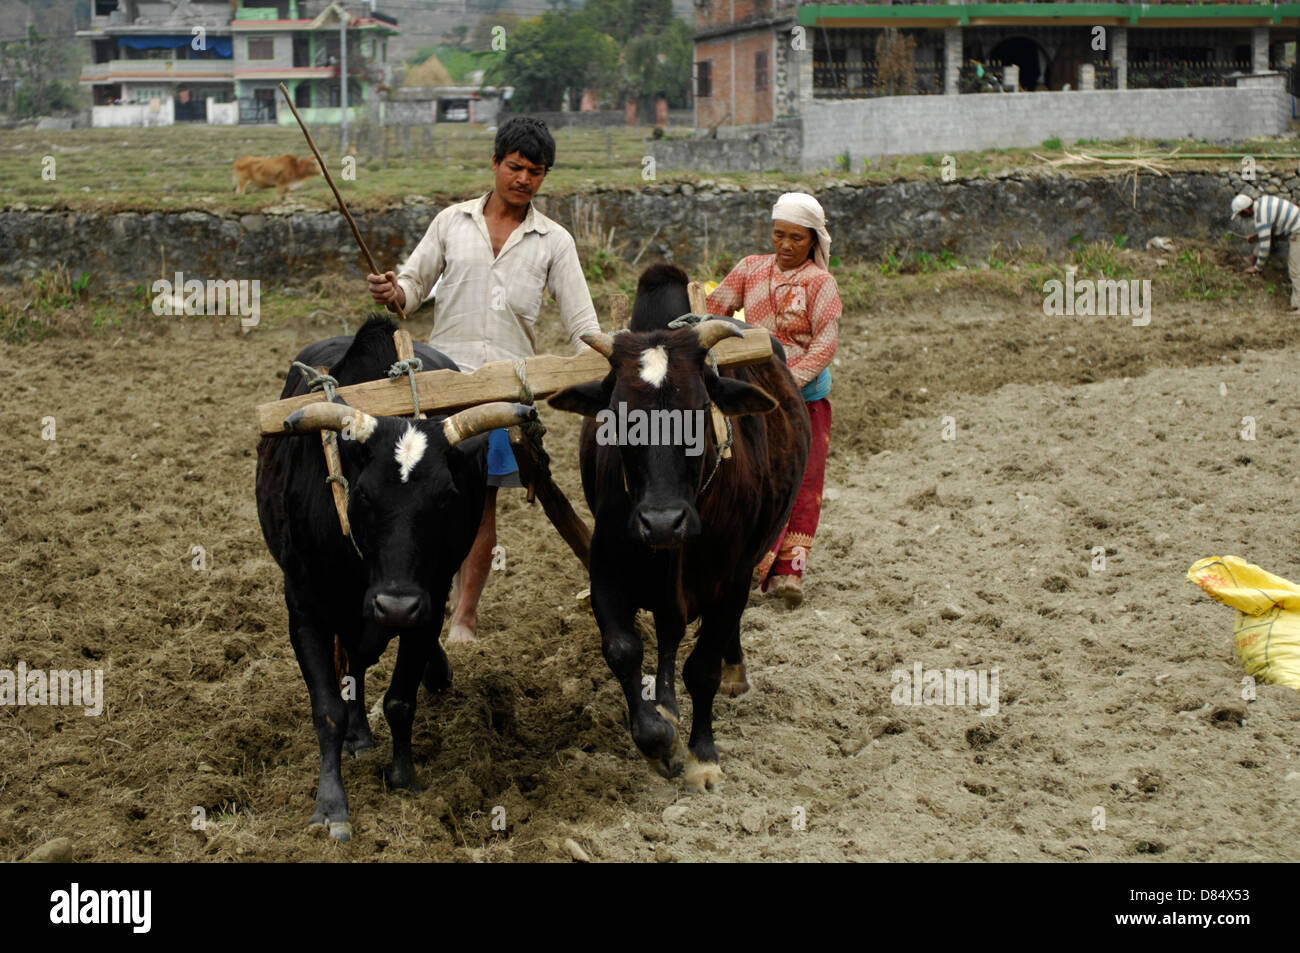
[
  {"left": 255, "top": 315, "right": 532, "bottom": 840},
  {"left": 550, "top": 264, "right": 810, "bottom": 789}
]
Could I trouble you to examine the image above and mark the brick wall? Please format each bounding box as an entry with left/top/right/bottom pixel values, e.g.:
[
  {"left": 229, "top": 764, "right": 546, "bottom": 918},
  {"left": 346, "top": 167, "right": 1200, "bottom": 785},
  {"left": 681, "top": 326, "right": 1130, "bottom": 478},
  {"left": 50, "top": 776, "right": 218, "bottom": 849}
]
[
  {"left": 801, "top": 80, "right": 1291, "bottom": 170},
  {"left": 695, "top": 31, "right": 776, "bottom": 128},
  {"left": 695, "top": 38, "right": 729, "bottom": 129},
  {"left": 698, "top": 0, "right": 781, "bottom": 32}
]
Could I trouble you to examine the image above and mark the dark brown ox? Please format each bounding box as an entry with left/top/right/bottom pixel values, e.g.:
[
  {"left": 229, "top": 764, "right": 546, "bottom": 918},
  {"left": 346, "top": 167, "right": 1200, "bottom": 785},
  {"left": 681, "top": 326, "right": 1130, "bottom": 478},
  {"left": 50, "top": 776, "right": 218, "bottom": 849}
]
[{"left": 549, "top": 264, "right": 810, "bottom": 789}]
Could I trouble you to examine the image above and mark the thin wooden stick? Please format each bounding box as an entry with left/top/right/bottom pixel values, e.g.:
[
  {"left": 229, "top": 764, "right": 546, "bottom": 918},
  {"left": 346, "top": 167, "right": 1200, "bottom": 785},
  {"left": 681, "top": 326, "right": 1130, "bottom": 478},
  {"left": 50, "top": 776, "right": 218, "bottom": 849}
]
[
  {"left": 277, "top": 82, "right": 406, "bottom": 320},
  {"left": 509, "top": 427, "right": 592, "bottom": 569}
]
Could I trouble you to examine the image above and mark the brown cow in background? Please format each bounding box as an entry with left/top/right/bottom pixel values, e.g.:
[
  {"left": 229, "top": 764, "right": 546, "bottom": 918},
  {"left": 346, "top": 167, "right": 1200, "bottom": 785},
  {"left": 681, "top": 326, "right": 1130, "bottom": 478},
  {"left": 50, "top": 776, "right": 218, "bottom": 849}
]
[{"left": 232, "top": 154, "right": 321, "bottom": 196}]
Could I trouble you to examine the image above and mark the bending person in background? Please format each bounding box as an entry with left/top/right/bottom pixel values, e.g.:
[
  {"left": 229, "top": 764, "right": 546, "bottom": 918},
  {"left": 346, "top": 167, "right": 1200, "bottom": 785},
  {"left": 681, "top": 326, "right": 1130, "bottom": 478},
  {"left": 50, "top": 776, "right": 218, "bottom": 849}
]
[
  {"left": 706, "top": 192, "right": 841, "bottom": 608},
  {"left": 1233, "top": 192, "right": 1300, "bottom": 312}
]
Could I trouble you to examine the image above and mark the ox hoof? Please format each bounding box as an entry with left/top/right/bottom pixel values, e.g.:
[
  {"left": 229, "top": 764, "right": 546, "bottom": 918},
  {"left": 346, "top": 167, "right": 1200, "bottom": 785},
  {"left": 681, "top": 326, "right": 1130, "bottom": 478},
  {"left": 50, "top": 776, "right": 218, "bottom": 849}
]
[
  {"left": 384, "top": 765, "right": 421, "bottom": 794},
  {"left": 422, "top": 654, "right": 452, "bottom": 694},
  {"left": 344, "top": 726, "right": 376, "bottom": 756},
  {"left": 308, "top": 815, "right": 352, "bottom": 843},
  {"left": 683, "top": 754, "right": 723, "bottom": 793},
  {"left": 638, "top": 705, "right": 685, "bottom": 779},
  {"left": 328, "top": 822, "right": 353, "bottom": 842},
  {"left": 719, "top": 663, "right": 750, "bottom": 698}
]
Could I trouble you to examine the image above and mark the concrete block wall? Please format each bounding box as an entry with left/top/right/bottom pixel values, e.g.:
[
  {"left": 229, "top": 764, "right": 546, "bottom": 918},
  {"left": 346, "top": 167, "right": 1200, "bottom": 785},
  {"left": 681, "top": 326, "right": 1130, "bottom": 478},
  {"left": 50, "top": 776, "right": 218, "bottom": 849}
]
[
  {"left": 91, "top": 100, "right": 175, "bottom": 127},
  {"left": 651, "top": 118, "right": 802, "bottom": 172},
  {"left": 801, "top": 83, "right": 1292, "bottom": 170}
]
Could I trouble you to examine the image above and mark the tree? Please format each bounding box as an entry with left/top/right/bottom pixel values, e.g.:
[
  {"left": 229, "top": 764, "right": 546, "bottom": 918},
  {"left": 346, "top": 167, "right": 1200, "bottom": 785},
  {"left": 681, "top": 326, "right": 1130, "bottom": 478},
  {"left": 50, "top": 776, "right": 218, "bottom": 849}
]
[
  {"left": 580, "top": 0, "right": 672, "bottom": 46},
  {"left": 621, "top": 18, "right": 693, "bottom": 109},
  {"left": 500, "top": 12, "right": 619, "bottom": 112},
  {"left": 0, "top": 27, "right": 78, "bottom": 119}
]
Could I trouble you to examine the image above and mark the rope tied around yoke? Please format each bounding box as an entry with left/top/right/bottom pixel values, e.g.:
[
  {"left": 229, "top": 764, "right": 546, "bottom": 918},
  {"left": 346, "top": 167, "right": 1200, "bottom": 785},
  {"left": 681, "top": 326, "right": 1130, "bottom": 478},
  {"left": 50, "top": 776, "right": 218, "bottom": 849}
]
[
  {"left": 291, "top": 361, "right": 339, "bottom": 400},
  {"left": 290, "top": 361, "right": 363, "bottom": 560},
  {"left": 667, "top": 313, "right": 733, "bottom": 494},
  {"left": 512, "top": 358, "right": 551, "bottom": 478},
  {"left": 387, "top": 357, "right": 424, "bottom": 417}
]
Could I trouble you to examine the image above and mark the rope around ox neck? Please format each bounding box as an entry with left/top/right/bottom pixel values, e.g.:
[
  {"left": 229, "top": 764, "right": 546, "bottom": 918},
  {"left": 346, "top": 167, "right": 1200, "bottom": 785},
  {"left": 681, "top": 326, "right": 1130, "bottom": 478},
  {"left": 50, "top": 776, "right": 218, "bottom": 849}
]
[
  {"left": 665, "top": 313, "right": 732, "bottom": 495},
  {"left": 290, "top": 361, "right": 363, "bottom": 560}
]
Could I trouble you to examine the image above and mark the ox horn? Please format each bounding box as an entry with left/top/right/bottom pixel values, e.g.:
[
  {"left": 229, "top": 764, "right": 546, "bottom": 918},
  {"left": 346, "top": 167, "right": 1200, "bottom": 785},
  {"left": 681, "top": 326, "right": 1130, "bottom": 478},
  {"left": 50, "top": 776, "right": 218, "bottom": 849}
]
[
  {"left": 443, "top": 402, "right": 537, "bottom": 447},
  {"left": 283, "top": 401, "right": 378, "bottom": 444},
  {"left": 581, "top": 331, "right": 616, "bottom": 359},
  {"left": 695, "top": 319, "right": 744, "bottom": 351}
]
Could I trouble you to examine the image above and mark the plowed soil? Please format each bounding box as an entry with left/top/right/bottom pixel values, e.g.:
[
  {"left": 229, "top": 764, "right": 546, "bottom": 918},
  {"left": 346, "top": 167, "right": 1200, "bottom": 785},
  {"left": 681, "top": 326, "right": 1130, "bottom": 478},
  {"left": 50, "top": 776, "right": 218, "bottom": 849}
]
[{"left": 3, "top": 264, "right": 1299, "bottom": 862}]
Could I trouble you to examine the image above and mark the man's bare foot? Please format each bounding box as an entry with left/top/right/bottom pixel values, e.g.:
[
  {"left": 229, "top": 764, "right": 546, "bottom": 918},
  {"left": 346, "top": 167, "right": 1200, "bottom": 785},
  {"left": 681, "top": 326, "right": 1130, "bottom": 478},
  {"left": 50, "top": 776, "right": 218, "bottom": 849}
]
[
  {"left": 448, "top": 571, "right": 462, "bottom": 614},
  {"left": 446, "top": 621, "right": 477, "bottom": 644}
]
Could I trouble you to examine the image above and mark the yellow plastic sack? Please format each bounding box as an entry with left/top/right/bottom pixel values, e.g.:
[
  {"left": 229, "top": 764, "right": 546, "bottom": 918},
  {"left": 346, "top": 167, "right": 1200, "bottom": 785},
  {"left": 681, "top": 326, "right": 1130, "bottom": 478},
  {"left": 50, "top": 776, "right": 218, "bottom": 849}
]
[
  {"left": 1187, "top": 555, "right": 1300, "bottom": 690},
  {"left": 702, "top": 281, "right": 743, "bottom": 321}
]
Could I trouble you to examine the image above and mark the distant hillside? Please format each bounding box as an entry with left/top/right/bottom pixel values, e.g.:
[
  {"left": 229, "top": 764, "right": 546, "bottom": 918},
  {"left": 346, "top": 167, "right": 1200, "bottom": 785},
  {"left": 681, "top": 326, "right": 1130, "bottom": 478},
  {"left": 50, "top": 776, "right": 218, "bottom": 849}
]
[
  {"left": 383, "top": 0, "right": 697, "bottom": 64},
  {"left": 0, "top": 0, "right": 84, "bottom": 44},
  {"left": 0, "top": 0, "right": 697, "bottom": 74}
]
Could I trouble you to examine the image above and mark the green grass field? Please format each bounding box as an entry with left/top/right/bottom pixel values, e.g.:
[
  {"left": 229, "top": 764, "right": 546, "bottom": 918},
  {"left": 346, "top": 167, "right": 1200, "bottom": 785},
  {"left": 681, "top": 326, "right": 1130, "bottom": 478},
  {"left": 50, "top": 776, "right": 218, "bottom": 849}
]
[{"left": 2, "top": 123, "right": 1291, "bottom": 214}]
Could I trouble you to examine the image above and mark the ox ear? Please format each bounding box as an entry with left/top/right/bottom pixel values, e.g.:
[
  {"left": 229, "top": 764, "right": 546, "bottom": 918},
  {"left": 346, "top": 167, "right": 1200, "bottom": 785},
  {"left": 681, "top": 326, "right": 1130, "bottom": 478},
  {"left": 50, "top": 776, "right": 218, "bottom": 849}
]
[
  {"left": 549, "top": 380, "right": 609, "bottom": 418},
  {"left": 705, "top": 375, "right": 778, "bottom": 417}
]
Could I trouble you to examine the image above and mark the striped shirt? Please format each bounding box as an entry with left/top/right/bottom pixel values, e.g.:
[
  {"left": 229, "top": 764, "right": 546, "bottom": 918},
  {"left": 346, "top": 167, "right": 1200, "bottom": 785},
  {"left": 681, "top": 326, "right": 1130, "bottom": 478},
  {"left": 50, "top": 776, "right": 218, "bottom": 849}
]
[
  {"left": 705, "top": 254, "right": 841, "bottom": 389},
  {"left": 1253, "top": 195, "right": 1300, "bottom": 264}
]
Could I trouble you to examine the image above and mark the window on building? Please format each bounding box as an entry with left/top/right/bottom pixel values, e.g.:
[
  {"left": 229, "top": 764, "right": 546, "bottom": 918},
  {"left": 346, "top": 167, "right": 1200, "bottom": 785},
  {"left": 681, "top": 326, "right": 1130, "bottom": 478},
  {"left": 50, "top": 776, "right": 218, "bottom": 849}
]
[
  {"left": 755, "top": 51, "right": 768, "bottom": 90},
  {"left": 248, "top": 37, "right": 274, "bottom": 61},
  {"left": 696, "top": 60, "right": 712, "bottom": 98},
  {"left": 295, "top": 83, "right": 311, "bottom": 108}
]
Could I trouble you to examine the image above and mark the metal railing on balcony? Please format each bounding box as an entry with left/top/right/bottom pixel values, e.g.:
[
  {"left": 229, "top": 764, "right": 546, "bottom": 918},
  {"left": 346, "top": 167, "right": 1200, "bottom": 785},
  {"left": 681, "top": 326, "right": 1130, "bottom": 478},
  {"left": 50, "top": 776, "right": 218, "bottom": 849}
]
[
  {"left": 1128, "top": 58, "right": 1250, "bottom": 88},
  {"left": 813, "top": 60, "right": 943, "bottom": 97}
]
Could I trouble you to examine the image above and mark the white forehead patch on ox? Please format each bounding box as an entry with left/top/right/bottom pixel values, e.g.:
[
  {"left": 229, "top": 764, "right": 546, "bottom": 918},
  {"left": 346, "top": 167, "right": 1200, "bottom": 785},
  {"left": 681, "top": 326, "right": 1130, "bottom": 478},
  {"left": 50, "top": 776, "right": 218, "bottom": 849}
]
[
  {"left": 638, "top": 346, "right": 670, "bottom": 388},
  {"left": 394, "top": 425, "right": 428, "bottom": 483}
]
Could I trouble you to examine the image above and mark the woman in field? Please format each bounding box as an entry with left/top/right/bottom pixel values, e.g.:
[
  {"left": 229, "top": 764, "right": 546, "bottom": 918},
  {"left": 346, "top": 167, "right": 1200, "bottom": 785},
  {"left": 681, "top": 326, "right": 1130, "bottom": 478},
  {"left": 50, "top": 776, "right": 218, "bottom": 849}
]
[{"left": 705, "top": 192, "right": 842, "bottom": 608}]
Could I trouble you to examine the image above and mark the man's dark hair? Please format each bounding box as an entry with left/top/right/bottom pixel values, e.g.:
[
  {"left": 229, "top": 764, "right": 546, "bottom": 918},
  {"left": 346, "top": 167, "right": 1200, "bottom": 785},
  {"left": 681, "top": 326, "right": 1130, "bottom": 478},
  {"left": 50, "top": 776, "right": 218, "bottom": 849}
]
[{"left": 494, "top": 116, "right": 556, "bottom": 171}]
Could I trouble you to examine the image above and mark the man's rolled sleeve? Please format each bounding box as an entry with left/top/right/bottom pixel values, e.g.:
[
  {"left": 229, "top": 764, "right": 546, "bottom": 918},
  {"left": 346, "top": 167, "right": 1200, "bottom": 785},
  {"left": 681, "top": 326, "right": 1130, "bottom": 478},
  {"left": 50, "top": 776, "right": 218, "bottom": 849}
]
[
  {"left": 549, "top": 231, "right": 601, "bottom": 352},
  {"left": 395, "top": 214, "right": 447, "bottom": 313}
]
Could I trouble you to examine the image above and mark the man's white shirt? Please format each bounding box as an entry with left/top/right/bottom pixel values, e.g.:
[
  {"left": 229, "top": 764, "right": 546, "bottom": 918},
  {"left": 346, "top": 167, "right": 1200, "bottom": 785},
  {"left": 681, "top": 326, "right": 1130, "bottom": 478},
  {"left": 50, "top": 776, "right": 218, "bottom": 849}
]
[{"left": 395, "top": 193, "right": 599, "bottom": 372}]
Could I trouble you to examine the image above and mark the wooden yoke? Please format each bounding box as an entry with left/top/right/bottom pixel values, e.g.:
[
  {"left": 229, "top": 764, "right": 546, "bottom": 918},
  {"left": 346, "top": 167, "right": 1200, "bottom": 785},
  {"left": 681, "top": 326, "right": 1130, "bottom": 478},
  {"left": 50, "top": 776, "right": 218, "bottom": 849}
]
[
  {"left": 687, "top": 281, "right": 733, "bottom": 461},
  {"left": 255, "top": 327, "right": 773, "bottom": 434}
]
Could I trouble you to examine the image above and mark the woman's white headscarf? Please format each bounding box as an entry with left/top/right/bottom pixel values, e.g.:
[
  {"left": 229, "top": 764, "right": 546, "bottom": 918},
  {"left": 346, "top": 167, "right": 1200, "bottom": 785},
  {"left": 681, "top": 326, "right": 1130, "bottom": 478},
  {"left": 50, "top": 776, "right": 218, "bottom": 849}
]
[{"left": 771, "top": 192, "right": 832, "bottom": 271}]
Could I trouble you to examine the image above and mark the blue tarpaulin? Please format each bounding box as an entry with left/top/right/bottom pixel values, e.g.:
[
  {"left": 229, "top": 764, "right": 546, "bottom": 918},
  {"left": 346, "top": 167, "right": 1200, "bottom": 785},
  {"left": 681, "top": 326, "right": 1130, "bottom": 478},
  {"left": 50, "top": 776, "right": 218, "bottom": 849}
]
[{"left": 117, "top": 34, "right": 232, "bottom": 57}]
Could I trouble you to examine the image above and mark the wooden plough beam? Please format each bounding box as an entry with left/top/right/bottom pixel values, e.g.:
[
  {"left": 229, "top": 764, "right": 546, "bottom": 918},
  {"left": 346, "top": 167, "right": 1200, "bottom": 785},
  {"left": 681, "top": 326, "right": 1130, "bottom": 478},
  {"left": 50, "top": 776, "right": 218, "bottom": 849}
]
[
  {"left": 264, "top": 286, "right": 769, "bottom": 578},
  {"left": 255, "top": 325, "right": 773, "bottom": 435}
]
